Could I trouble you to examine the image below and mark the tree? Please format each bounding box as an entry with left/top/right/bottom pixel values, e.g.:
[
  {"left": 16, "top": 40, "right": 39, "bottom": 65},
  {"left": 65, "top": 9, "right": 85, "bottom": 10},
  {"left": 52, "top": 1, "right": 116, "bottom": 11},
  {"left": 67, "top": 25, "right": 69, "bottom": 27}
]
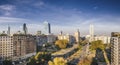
[
  {"left": 78, "top": 58, "right": 91, "bottom": 65},
  {"left": 90, "top": 40, "right": 103, "bottom": 50},
  {"left": 27, "top": 52, "right": 51, "bottom": 65},
  {"left": 90, "top": 40, "right": 110, "bottom": 65},
  {"left": 55, "top": 40, "right": 68, "bottom": 49},
  {"left": 3, "top": 60, "right": 12, "bottom": 65},
  {"left": 48, "top": 57, "right": 67, "bottom": 65}
]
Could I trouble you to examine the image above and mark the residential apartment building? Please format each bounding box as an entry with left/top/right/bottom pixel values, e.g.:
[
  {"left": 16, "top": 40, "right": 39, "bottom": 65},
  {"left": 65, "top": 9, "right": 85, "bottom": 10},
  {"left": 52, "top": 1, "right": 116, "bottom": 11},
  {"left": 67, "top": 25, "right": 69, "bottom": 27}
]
[
  {"left": 0, "top": 34, "right": 13, "bottom": 60},
  {"left": 13, "top": 34, "right": 36, "bottom": 60},
  {"left": 111, "top": 32, "right": 120, "bottom": 65},
  {"left": 58, "top": 34, "right": 75, "bottom": 44}
]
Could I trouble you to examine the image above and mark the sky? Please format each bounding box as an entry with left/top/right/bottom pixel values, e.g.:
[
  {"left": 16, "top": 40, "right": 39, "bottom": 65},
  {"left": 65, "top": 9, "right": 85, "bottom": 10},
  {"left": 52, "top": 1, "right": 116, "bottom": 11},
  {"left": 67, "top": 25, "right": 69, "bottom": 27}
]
[{"left": 0, "top": 0, "right": 120, "bottom": 36}]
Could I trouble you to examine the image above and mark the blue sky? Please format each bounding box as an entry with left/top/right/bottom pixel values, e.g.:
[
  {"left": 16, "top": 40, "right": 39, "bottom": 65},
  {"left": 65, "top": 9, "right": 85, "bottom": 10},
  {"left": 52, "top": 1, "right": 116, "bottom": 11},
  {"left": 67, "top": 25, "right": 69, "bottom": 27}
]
[{"left": 0, "top": 0, "right": 120, "bottom": 35}]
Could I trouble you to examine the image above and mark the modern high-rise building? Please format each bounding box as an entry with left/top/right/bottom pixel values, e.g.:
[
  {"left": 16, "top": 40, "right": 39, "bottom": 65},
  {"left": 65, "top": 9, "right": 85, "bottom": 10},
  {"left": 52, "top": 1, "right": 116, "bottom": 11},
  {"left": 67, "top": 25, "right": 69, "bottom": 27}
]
[
  {"left": 44, "top": 21, "right": 51, "bottom": 35},
  {"left": 74, "top": 29, "right": 80, "bottom": 43},
  {"left": 23, "top": 23, "right": 28, "bottom": 34},
  {"left": 7, "top": 26, "right": 10, "bottom": 36},
  {"left": 111, "top": 32, "right": 120, "bottom": 65},
  {"left": 89, "top": 24, "right": 94, "bottom": 42},
  {"left": 0, "top": 34, "right": 13, "bottom": 60}
]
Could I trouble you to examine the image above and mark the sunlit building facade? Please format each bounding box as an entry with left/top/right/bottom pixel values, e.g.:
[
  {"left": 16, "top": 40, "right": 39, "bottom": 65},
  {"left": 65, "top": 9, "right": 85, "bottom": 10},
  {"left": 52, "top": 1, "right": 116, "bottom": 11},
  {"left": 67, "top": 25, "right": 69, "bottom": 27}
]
[
  {"left": 94, "top": 36, "right": 111, "bottom": 44},
  {"left": 89, "top": 24, "right": 94, "bottom": 42},
  {"left": 44, "top": 21, "right": 51, "bottom": 35},
  {"left": 0, "top": 35, "right": 13, "bottom": 60},
  {"left": 74, "top": 29, "right": 80, "bottom": 43},
  {"left": 13, "top": 34, "right": 36, "bottom": 60},
  {"left": 111, "top": 32, "right": 120, "bottom": 65}
]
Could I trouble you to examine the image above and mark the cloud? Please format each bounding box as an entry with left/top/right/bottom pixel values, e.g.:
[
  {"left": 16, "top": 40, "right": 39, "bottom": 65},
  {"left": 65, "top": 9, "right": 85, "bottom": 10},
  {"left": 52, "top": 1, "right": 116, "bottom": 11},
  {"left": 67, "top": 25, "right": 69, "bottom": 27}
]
[
  {"left": 0, "top": 4, "right": 16, "bottom": 16},
  {"left": 93, "top": 6, "right": 98, "bottom": 10},
  {"left": 33, "top": 1, "right": 45, "bottom": 7},
  {"left": 0, "top": 4, "right": 15, "bottom": 11},
  {"left": 0, "top": 17, "right": 32, "bottom": 23}
]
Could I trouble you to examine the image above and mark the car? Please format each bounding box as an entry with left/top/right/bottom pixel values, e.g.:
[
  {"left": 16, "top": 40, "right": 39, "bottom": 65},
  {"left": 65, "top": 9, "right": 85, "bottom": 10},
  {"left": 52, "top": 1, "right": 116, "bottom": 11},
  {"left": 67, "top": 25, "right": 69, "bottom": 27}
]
[{"left": 19, "top": 61, "right": 22, "bottom": 64}]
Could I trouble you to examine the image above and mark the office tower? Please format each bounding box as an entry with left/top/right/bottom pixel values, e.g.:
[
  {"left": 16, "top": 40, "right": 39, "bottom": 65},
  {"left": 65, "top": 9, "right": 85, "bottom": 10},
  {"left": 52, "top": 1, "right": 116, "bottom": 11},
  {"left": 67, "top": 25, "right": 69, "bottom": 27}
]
[
  {"left": 7, "top": 26, "right": 10, "bottom": 36},
  {"left": 111, "top": 32, "right": 120, "bottom": 65},
  {"left": 44, "top": 21, "right": 51, "bottom": 35},
  {"left": 60, "top": 31, "right": 63, "bottom": 35},
  {"left": 74, "top": 29, "right": 80, "bottom": 43},
  {"left": 89, "top": 24, "right": 94, "bottom": 42},
  {"left": 23, "top": 23, "right": 28, "bottom": 34},
  {"left": 0, "top": 35, "right": 13, "bottom": 60},
  {"left": 13, "top": 34, "right": 36, "bottom": 60}
]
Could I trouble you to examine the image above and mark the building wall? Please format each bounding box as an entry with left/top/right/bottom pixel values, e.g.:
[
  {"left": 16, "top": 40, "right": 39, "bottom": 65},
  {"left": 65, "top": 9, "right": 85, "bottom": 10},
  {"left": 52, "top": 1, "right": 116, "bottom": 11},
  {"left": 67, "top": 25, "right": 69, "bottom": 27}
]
[
  {"left": 74, "top": 30, "right": 80, "bottom": 43},
  {"left": 58, "top": 34, "right": 75, "bottom": 44},
  {"left": 0, "top": 36, "right": 13, "bottom": 60},
  {"left": 89, "top": 24, "right": 94, "bottom": 42},
  {"left": 111, "top": 32, "right": 120, "bottom": 65},
  {"left": 13, "top": 34, "right": 36, "bottom": 60},
  {"left": 111, "top": 37, "right": 119, "bottom": 65},
  {"left": 47, "top": 34, "right": 57, "bottom": 43},
  {"left": 36, "top": 35, "right": 47, "bottom": 46},
  {"left": 94, "top": 36, "right": 111, "bottom": 44}
]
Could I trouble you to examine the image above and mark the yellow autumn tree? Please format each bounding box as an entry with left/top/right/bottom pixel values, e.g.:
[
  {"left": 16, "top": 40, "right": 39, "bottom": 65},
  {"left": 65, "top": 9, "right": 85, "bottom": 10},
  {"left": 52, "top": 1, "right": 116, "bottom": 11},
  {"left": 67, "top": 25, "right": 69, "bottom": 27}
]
[
  {"left": 55, "top": 40, "right": 68, "bottom": 49},
  {"left": 27, "top": 52, "right": 51, "bottom": 65},
  {"left": 48, "top": 57, "right": 67, "bottom": 65}
]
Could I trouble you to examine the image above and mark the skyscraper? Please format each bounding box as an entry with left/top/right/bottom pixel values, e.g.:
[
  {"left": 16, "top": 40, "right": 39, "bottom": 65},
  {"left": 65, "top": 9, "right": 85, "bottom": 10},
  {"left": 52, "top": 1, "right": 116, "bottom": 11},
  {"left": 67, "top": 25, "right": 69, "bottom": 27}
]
[
  {"left": 23, "top": 23, "right": 28, "bottom": 34},
  {"left": 44, "top": 21, "right": 51, "bottom": 35},
  {"left": 111, "top": 32, "right": 120, "bottom": 65},
  {"left": 89, "top": 24, "right": 94, "bottom": 42},
  {"left": 7, "top": 26, "right": 10, "bottom": 36},
  {"left": 74, "top": 29, "right": 80, "bottom": 43}
]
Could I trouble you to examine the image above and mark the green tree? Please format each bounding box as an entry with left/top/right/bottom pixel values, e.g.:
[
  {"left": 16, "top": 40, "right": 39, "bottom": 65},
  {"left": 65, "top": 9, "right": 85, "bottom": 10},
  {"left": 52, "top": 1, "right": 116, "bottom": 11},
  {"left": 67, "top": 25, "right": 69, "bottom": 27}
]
[
  {"left": 3, "top": 60, "right": 12, "bottom": 65},
  {"left": 90, "top": 40, "right": 110, "bottom": 65}
]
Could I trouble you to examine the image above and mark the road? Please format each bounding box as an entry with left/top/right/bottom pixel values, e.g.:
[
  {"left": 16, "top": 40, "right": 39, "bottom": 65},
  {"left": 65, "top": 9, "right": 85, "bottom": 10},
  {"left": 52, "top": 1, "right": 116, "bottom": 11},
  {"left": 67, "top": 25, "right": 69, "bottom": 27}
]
[
  {"left": 17, "top": 62, "right": 27, "bottom": 65},
  {"left": 67, "top": 43, "right": 89, "bottom": 65}
]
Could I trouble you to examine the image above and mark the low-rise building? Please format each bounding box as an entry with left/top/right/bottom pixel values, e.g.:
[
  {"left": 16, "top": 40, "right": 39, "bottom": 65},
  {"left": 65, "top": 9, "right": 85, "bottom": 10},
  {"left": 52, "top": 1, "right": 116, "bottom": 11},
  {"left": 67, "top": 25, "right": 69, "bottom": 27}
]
[
  {"left": 58, "top": 34, "right": 75, "bottom": 44},
  {"left": 47, "top": 34, "right": 57, "bottom": 44},
  {"left": 36, "top": 35, "right": 47, "bottom": 46},
  {"left": 94, "top": 36, "right": 110, "bottom": 44}
]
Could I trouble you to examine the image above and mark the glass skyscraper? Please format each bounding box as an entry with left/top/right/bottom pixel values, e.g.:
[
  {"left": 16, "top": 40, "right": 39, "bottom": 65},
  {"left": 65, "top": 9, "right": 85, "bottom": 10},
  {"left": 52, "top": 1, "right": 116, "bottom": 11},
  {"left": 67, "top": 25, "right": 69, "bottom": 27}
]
[{"left": 44, "top": 21, "right": 51, "bottom": 35}]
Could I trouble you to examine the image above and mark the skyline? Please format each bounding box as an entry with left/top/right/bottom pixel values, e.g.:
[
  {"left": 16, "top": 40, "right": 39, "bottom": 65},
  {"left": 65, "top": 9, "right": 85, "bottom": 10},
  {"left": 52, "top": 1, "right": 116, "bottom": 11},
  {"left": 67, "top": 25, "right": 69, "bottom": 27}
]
[{"left": 0, "top": 0, "right": 120, "bottom": 35}]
